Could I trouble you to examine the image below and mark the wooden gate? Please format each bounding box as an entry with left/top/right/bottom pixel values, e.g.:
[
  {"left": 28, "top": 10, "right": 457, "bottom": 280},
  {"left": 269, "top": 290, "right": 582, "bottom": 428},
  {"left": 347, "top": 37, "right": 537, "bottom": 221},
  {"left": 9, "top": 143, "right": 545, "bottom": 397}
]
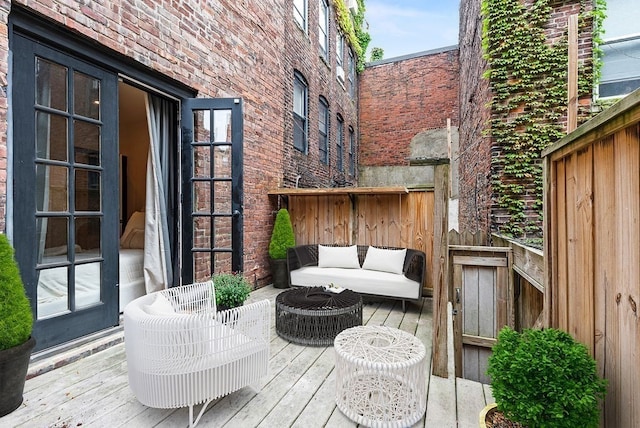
[{"left": 451, "top": 246, "right": 513, "bottom": 383}]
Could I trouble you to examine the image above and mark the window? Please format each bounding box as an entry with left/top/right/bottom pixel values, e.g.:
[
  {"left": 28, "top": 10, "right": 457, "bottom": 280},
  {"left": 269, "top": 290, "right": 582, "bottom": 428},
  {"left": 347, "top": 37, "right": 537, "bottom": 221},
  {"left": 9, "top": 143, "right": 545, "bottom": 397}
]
[
  {"left": 349, "top": 126, "right": 355, "bottom": 176},
  {"left": 336, "top": 34, "right": 345, "bottom": 82},
  {"left": 336, "top": 115, "right": 344, "bottom": 172},
  {"left": 294, "top": 0, "right": 307, "bottom": 32},
  {"left": 599, "top": 0, "right": 640, "bottom": 98},
  {"left": 319, "top": 0, "right": 329, "bottom": 60},
  {"left": 348, "top": 49, "right": 356, "bottom": 97},
  {"left": 319, "top": 97, "right": 329, "bottom": 164},
  {"left": 293, "top": 72, "right": 308, "bottom": 152}
]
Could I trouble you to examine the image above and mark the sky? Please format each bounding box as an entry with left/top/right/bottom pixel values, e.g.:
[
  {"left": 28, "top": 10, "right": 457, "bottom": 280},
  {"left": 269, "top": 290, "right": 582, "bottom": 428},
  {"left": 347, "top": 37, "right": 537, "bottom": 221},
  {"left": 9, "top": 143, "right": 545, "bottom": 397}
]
[{"left": 364, "top": 0, "right": 460, "bottom": 60}]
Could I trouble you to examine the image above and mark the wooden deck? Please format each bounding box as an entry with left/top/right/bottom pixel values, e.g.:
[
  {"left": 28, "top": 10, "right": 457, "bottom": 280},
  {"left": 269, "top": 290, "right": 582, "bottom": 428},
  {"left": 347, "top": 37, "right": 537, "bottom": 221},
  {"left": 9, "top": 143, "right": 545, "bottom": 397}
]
[{"left": 2, "top": 285, "right": 493, "bottom": 427}]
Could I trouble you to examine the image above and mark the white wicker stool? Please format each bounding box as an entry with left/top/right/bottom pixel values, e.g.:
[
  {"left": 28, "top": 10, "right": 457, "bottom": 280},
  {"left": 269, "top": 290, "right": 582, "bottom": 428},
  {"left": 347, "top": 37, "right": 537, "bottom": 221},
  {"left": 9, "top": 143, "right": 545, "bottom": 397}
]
[{"left": 334, "top": 325, "right": 426, "bottom": 427}]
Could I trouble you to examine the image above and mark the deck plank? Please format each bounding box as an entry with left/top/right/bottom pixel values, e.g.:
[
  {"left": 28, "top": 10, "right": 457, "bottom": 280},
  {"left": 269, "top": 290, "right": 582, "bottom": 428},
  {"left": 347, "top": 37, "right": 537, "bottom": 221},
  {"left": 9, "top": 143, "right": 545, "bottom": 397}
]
[
  {"left": 457, "top": 376, "right": 488, "bottom": 428},
  {"left": 0, "top": 286, "right": 491, "bottom": 428}
]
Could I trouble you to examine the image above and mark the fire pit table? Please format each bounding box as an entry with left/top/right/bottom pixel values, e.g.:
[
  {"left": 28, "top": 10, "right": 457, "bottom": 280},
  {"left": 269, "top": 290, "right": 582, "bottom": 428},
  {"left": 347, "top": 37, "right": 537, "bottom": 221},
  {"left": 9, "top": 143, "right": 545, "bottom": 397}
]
[{"left": 275, "top": 286, "right": 362, "bottom": 346}]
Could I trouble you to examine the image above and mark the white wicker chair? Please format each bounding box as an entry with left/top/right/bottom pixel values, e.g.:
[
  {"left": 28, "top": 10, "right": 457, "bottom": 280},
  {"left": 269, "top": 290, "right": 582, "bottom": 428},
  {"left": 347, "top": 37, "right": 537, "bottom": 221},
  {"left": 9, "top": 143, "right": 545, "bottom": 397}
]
[{"left": 123, "top": 281, "right": 270, "bottom": 427}]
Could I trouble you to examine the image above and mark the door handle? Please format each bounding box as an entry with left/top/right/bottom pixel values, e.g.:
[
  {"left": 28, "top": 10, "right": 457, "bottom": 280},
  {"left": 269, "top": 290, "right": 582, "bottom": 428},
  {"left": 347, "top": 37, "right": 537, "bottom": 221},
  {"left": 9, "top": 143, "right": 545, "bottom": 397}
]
[{"left": 455, "top": 288, "right": 461, "bottom": 304}]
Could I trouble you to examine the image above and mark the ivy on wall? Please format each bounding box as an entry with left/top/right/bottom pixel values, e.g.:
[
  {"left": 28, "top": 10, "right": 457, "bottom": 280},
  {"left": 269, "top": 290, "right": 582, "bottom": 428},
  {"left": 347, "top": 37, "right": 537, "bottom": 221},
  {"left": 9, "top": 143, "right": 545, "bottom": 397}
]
[
  {"left": 334, "top": 0, "right": 371, "bottom": 72},
  {"left": 481, "top": 0, "right": 605, "bottom": 239}
]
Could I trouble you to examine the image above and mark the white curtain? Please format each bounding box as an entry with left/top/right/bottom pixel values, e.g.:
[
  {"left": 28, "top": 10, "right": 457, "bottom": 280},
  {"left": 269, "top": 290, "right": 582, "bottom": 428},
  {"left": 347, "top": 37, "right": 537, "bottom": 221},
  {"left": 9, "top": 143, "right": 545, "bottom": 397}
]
[{"left": 143, "top": 94, "right": 173, "bottom": 293}]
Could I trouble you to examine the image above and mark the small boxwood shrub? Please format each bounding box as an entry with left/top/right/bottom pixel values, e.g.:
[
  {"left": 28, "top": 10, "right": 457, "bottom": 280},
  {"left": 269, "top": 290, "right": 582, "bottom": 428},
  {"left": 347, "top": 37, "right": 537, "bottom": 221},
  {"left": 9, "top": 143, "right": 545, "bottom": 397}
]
[
  {"left": 488, "top": 327, "right": 607, "bottom": 428},
  {"left": 268, "top": 208, "right": 295, "bottom": 260},
  {"left": 0, "top": 234, "right": 33, "bottom": 350},
  {"left": 213, "top": 272, "right": 252, "bottom": 310}
]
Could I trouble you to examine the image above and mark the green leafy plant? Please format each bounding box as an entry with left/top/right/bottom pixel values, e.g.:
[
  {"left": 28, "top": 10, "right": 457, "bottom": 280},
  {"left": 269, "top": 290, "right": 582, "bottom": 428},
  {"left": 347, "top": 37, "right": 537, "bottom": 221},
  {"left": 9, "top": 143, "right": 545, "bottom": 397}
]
[
  {"left": 333, "top": 0, "right": 370, "bottom": 72},
  {"left": 268, "top": 208, "right": 296, "bottom": 260},
  {"left": 213, "top": 272, "right": 252, "bottom": 310},
  {"left": 0, "top": 234, "right": 33, "bottom": 350},
  {"left": 481, "top": 0, "right": 606, "bottom": 239},
  {"left": 488, "top": 327, "right": 607, "bottom": 428}
]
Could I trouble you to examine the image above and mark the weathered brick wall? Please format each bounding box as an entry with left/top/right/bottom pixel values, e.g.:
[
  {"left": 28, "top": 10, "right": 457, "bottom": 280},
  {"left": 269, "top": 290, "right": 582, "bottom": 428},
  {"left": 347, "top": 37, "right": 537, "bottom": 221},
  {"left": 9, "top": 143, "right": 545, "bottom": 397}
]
[
  {"left": 2, "top": 0, "right": 359, "bottom": 286},
  {"left": 458, "top": 0, "right": 594, "bottom": 238},
  {"left": 5, "top": 0, "right": 290, "bottom": 286},
  {"left": 282, "top": 1, "right": 359, "bottom": 189},
  {"left": 458, "top": 0, "right": 492, "bottom": 235},
  {"left": 359, "top": 48, "right": 459, "bottom": 167}
]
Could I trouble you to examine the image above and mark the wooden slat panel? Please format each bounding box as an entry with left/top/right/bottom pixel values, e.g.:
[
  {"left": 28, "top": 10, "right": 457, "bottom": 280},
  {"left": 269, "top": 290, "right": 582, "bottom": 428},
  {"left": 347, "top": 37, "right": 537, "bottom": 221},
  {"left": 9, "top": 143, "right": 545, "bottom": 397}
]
[
  {"left": 572, "top": 145, "right": 594, "bottom": 352},
  {"left": 453, "top": 262, "right": 463, "bottom": 378},
  {"left": 593, "top": 135, "right": 617, "bottom": 427},
  {"left": 388, "top": 194, "right": 401, "bottom": 245},
  {"left": 615, "top": 127, "right": 640, "bottom": 428},
  {"left": 478, "top": 267, "right": 496, "bottom": 338},
  {"left": 495, "top": 266, "right": 509, "bottom": 332},
  {"left": 462, "top": 334, "right": 497, "bottom": 348},
  {"left": 463, "top": 266, "right": 480, "bottom": 337},
  {"left": 559, "top": 156, "right": 572, "bottom": 331},
  {"left": 453, "top": 255, "right": 508, "bottom": 267}
]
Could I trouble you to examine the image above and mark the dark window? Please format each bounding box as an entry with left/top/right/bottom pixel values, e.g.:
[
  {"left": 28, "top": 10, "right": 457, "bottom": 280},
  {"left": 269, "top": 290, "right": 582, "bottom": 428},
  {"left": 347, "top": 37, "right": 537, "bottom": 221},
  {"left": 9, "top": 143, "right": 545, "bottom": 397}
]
[
  {"left": 348, "top": 49, "right": 356, "bottom": 98},
  {"left": 336, "top": 115, "right": 344, "bottom": 172},
  {"left": 349, "top": 126, "right": 355, "bottom": 176},
  {"left": 293, "top": 72, "right": 308, "bottom": 152},
  {"left": 319, "top": 97, "right": 329, "bottom": 164}
]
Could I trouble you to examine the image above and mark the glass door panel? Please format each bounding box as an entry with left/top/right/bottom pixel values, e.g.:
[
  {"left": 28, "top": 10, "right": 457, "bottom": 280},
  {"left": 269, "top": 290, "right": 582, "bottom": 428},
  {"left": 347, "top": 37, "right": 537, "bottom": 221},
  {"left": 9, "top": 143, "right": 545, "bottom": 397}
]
[
  {"left": 13, "top": 33, "right": 119, "bottom": 350},
  {"left": 182, "top": 99, "right": 243, "bottom": 282}
]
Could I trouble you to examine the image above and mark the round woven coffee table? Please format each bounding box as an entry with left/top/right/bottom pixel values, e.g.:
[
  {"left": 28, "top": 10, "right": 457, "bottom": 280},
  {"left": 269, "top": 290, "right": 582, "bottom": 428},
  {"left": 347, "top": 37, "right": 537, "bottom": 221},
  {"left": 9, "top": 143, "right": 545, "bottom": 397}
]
[
  {"left": 334, "top": 325, "right": 426, "bottom": 427},
  {"left": 275, "top": 287, "right": 362, "bottom": 346}
]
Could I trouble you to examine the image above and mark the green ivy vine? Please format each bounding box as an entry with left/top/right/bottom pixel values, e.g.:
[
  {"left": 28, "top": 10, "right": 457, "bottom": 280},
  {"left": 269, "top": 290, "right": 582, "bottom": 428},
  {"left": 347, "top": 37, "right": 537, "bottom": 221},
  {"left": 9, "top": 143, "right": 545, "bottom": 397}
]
[
  {"left": 334, "top": 0, "right": 371, "bottom": 72},
  {"left": 481, "top": 0, "right": 606, "bottom": 239}
]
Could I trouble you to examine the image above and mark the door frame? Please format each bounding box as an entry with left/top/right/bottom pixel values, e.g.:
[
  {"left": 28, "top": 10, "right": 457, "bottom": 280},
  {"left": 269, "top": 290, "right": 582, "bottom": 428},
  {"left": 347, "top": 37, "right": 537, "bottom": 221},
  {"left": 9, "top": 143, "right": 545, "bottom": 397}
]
[
  {"left": 181, "top": 98, "right": 244, "bottom": 281},
  {"left": 9, "top": 8, "right": 197, "bottom": 350}
]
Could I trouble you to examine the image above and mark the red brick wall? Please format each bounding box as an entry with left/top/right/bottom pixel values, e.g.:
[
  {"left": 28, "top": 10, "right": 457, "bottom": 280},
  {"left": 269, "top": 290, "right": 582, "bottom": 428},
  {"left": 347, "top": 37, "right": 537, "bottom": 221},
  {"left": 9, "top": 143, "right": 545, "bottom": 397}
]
[
  {"left": 282, "top": 1, "right": 359, "bottom": 189},
  {"left": 2, "top": 0, "right": 360, "bottom": 286},
  {"left": 457, "top": 0, "right": 595, "bottom": 238},
  {"left": 359, "top": 48, "right": 459, "bottom": 167},
  {"left": 3, "top": 0, "right": 289, "bottom": 286},
  {"left": 458, "top": 0, "right": 492, "bottom": 235}
]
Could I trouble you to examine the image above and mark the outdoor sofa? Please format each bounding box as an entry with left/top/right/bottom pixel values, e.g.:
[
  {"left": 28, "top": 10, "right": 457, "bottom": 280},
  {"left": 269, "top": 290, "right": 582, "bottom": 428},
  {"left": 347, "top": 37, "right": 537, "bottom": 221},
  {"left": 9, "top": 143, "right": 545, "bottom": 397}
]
[{"left": 287, "top": 244, "right": 426, "bottom": 310}]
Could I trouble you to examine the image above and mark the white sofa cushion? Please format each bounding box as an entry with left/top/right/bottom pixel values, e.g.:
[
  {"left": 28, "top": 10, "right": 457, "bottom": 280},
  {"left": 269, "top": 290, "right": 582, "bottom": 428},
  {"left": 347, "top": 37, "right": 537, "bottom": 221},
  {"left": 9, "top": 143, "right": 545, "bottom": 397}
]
[
  {"left": 290, "top": 266, "right": 420, "bottom": 300},
  {"left": 318, "top": 245, "right": 360, "bottom": 269},
  {"left": 362, "top": 246, "right": 406, "bottom": 275}
]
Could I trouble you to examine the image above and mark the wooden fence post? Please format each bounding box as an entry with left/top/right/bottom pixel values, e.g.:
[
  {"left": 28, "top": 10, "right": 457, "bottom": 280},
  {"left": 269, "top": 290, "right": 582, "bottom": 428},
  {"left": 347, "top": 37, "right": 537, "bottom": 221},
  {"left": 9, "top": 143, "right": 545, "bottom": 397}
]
[{"left": 432, "top": 163, "right": 450, "bottom": 377}]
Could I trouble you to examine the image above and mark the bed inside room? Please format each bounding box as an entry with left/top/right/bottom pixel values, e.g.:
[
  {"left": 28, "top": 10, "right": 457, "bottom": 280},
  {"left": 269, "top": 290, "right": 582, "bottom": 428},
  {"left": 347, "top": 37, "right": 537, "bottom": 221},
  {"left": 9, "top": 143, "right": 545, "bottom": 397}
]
[{"left": 36, "top": 83, "right": 152, "bottom": 318}]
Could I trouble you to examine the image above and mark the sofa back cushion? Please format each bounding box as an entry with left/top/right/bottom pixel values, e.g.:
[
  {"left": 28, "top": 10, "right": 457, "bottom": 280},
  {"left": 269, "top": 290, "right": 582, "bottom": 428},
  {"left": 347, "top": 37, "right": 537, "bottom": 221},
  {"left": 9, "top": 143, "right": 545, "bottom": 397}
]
[
  {"left": 318, "top": 244, "right": 361, "bottom": 269},
  {"left": 362, "top": 246, "right": 406, "bottom": 275}
]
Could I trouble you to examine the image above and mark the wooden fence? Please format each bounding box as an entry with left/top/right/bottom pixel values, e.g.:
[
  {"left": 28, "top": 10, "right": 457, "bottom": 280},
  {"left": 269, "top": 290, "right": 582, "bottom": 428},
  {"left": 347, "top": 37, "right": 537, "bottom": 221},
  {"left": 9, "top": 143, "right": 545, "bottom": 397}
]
[
  {"left": 270, "top": 187, "right": 435, "bottom": 291},
  {"left": 543, "top": 89, "right": 640, "bottom": 427}
]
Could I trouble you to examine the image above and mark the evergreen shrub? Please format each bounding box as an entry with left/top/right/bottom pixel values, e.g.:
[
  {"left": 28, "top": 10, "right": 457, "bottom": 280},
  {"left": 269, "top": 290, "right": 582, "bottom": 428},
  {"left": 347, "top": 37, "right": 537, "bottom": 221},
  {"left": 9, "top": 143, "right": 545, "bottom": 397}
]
[
  {"left": 213, "top": 272, "right": 252, "bottom": 309},
  {"left": 0, "top": 234, "right": 33, "bottom": 350},
  {"left": 488, "top": 326, "right": 607, "bottom": 428},
  {"left": 268, "top": 208, "right": 295, "bottom": 260}
]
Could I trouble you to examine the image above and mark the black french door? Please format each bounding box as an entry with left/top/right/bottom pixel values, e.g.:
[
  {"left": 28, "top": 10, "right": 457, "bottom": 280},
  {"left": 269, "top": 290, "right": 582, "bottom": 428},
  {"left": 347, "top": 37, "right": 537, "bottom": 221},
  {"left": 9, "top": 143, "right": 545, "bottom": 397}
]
[
  {"left": 181, "top": 98, "right": 244, "bottom": 282},
  {"left": 12, "top": 33, "right": 119, "bottom": 351}
]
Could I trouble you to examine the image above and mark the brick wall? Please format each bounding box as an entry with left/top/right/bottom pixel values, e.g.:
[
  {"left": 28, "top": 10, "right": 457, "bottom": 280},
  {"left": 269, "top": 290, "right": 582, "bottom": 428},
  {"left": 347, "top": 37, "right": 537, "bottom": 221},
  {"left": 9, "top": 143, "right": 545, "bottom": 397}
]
[
  {"left": 359, "top": 48, "right": 459, "bottom": 167},
  {"left": 2, "top": 0, "right": 360, "bottom": 286},
  {"left": 458, "top": 0, "right": 595, "bottom": 238},
  {"left": 5, "top": 0, "right": 290, "bottom": 286},
  {"left": 458, "top": 0, "right": 492, "bottom": 235},
  {"left": 282, "top": 0, "right": 359, "bottom": 189}
]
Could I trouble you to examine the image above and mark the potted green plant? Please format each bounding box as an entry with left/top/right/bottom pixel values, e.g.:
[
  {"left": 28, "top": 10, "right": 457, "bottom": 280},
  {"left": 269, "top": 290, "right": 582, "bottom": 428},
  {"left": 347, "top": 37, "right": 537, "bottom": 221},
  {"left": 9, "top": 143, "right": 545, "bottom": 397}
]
[
  {"left": 0, "top": 233, "right": 35, "bottom": 417},
  {"left": 483, "top": 326, "right": 607, "bottom": 428},
  {"left": 213, "top": 272, "right": 252, "bottom": 311},
  {"left": 268, "top": 208, "right": 295, "bottom": 289}
]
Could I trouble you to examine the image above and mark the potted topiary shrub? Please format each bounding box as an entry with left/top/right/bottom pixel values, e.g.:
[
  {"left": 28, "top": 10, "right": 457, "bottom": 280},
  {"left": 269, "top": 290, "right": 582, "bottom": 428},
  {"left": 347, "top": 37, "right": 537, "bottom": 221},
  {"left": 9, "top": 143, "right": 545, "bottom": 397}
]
[
  {"left": 213, "top": 272, "right": 252, "bottom": 311},
  {"left": 268, "top": 208, "right": 295, "bottom": 289},
  {"left": 0, "top": 233, "right": 35, "bottom": 417},
  {"left": 483, "top": 326, "right": 607, "bottom": 428}
]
